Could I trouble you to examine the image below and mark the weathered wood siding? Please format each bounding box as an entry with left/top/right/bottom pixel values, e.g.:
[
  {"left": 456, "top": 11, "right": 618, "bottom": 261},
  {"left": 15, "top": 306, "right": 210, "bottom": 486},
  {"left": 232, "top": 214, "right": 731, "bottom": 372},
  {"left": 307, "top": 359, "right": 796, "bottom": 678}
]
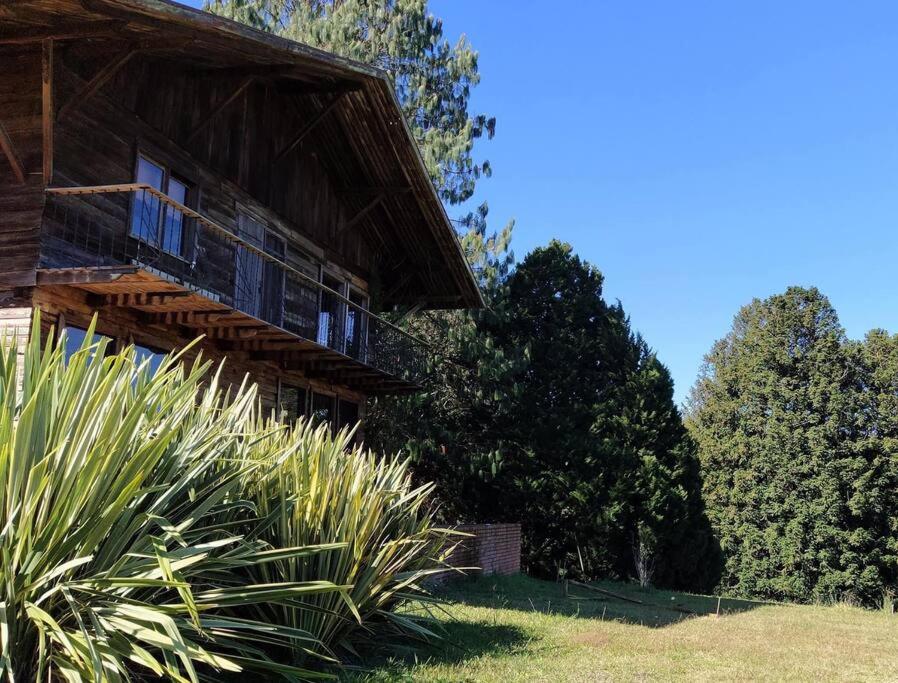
[
  {"left": 48, "top": 51, "right": 372, "bottom": 286},
  {"left": 0, "top": 47, "right": 44, "bottom": 287}
]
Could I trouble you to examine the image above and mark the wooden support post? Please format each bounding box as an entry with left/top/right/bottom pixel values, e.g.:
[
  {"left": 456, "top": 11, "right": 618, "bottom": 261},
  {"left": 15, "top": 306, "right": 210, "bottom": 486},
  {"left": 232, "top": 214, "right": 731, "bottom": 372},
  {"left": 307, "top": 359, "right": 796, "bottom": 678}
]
[
  {"left": 0, "top": 120, "right": 25, "bottom": 184},
  {"left": 42, "top": 39, "right": 53, "bottom": 185},
  {"left": 57, "top": 46, "right": 136, "bottom": 123},
  {"left": 274, "top": 92, "right": 346, "bottom": 163},
  {"left": 186, "top": 75, "right": 255, "bottom": 143}
]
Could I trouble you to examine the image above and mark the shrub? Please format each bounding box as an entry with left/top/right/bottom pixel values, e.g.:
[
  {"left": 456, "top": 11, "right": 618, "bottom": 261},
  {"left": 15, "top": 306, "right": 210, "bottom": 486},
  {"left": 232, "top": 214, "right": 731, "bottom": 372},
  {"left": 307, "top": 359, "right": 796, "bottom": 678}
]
[
  {"left": 237, "top": 419, "right": 456, "bottom": 662},
  {"left": 0, "top": 317, "right": 446, "bottom": 680}
]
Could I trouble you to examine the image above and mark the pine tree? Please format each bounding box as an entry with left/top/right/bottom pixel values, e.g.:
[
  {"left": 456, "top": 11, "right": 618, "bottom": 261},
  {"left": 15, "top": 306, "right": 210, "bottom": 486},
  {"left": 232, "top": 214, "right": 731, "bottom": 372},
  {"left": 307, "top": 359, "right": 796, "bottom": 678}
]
[{"left": 686, "top": 287, "right": 875, "bottom": 602}]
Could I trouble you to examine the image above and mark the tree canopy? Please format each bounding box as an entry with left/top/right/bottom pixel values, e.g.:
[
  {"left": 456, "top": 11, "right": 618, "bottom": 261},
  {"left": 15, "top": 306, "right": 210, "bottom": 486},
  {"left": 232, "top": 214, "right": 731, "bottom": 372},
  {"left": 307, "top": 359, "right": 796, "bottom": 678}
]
[
  {"left": 687, "top": 287, "right": 898, "bottom": 604},
  {"left": 370, "top": 241, "right": 719, "bottom": 590}
]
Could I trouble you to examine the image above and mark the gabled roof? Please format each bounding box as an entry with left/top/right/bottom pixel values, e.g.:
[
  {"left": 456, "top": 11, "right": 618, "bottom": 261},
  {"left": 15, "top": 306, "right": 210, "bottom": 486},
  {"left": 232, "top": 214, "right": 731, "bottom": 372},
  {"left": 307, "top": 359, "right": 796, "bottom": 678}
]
[{"left": 1, "top": 0, "right": 484, "bottom": 309}]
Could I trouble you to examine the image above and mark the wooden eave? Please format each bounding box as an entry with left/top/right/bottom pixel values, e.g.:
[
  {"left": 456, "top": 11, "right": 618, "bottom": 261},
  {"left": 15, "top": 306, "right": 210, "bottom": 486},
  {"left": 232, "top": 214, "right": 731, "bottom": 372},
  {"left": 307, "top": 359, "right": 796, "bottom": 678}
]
[{"left": 36, "top": 267, "right": 421, "bottom": 393}]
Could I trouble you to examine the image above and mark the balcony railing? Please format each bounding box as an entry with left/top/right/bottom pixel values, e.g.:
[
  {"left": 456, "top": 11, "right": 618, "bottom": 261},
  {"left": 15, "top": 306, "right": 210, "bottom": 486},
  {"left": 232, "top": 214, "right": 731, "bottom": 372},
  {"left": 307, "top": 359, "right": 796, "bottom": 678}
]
[{"left": 42, "top": 184, "right": 428, "bottom": 386}]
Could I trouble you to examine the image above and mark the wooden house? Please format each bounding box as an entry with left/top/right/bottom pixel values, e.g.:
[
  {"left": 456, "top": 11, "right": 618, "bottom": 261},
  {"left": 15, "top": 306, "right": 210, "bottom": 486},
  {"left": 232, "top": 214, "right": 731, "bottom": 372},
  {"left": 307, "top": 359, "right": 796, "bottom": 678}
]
[{"left": 0, "top": 0, "right": 481, "bottom": 429}]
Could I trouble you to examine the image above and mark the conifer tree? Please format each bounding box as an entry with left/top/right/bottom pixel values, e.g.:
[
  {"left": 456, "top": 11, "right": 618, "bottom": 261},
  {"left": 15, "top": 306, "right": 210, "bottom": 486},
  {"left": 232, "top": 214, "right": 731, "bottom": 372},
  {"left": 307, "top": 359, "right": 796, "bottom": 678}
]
[{"left": 687, "top": 287, "right": 876, "bottom": 602}]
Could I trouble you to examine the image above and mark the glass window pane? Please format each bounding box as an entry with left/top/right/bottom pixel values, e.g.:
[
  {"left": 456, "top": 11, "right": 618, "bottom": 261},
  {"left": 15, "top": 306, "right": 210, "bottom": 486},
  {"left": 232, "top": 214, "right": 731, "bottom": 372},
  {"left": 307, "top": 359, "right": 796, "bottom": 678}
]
[
  {"left": 338, "top": 399, "right": 359, "bottom": 433},
  {"left": 310, "top": 392, "right": 334, "bottom": 430},
  {"left": 63, "top": 326, "right": 113, "bottom": 363},
  {"left": 161, "top": 177, "right": 187, "bottom": 256},
  {"left": 345, "top": 290, "right": 368, "bottom": 361},
  {"left": 134, "top": 344, "right": 166, "bottom": 376},
  {"left": 318, "top": 274, "right": 345, "bottom": 351},
  {"left": 131, "top": 157, "right": 164, "bottom": 245},
  {"left": 279, "top": 384, "right": 306, "bottom": 424}
]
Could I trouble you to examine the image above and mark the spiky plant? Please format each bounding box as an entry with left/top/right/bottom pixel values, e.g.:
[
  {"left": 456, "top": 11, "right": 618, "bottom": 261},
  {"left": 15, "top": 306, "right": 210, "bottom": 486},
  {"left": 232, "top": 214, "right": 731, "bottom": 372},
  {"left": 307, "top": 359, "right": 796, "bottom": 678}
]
[
  {"left": 238, "top": 420, "right": 458, "bottom": 661},
  {"left": 0, "top": 317, "right": 351, "bottom": 681}
]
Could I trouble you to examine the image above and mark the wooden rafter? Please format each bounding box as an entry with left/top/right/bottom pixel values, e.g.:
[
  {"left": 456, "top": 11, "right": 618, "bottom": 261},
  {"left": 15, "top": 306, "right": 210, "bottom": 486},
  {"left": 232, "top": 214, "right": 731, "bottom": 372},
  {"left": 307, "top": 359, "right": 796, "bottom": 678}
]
[
  {"left": 94, "top": 291, "right": 192, "bottom": 308},
  {"left": 42, "top": 39, "right": 53, "bottom": 184},
  {"left": 339, "top": 186, "right": 410, "bottom": 198},
  {"left": 145, "top": 311, "right": 236, "bottom": 326},
  {"left": 57, "top": 45, "right": 138, "bottom": 123},
  {"left": 274, "top": 92, "right": 346, "bottom": 163},
  {"left": 0, "top": 20, "right": 124, "bottom": 45},
  {"left": 186, "top": 75, "right": 256, "bottom": 143},
  {"left": 341, "top": 193, "right": 384, "bottom": 234},
  {"left": 0, "top": 119, "right": 25, "bottom": 184}
]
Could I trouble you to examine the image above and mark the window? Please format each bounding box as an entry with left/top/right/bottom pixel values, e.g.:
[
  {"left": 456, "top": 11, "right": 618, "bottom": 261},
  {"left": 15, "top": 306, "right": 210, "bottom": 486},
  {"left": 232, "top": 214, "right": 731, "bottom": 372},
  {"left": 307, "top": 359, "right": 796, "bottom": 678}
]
[
  {"left": 337, "top": 399, "right": 359, "bottom": 433},
  {"left": 130, "top": 155, "right": 191, "bottom": 258},
  {"left": 318, "top": 273, "right": 345, "bottom": 352},
  {"left": 236, "top": 213, "right": 286, "bottom": 327},
  {"left": 262, "top": 232, "right": 286, "bottom": 327},
  {"left": 344, "top": 288, "right": 368, "bottom": 362},
  {"left": 310, "top": 391, "right": 335, "bottom": 430},
  {"left": 62, "top": 325, "right": 113, "bottom": 363},
  {"left": 133, "top": 344, "right": 166, "bottom": 376},
  {"left": 278, "top": 382, "right": 307, "bottom": 424},
  {"left": 235, "top": 213, "right": 265, "bottom": 318}
]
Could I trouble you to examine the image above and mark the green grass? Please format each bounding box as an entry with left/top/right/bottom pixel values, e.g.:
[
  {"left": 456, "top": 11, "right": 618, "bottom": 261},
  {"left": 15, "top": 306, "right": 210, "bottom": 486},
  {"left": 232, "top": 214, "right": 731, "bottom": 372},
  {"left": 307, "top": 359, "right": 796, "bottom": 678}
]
[{"left": 348, "top": 574, "right": 898, "bottom": 682}]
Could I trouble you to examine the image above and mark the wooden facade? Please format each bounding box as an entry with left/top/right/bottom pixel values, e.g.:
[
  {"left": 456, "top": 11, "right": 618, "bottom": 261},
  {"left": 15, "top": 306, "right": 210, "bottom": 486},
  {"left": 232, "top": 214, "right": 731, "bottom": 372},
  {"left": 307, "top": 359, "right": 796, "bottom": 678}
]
[{"left": 0, "top": 0, "right": 481, "bottom": 425}]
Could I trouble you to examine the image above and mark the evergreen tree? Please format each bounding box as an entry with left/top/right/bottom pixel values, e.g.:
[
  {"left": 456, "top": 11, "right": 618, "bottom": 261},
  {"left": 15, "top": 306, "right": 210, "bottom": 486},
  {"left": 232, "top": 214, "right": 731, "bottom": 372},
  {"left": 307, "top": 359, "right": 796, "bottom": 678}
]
[
  {"left": 686, "top": 286, "right": 883, "bottom": 603},
  {"left": 487, "top": 242, "right": 716, "bottom": 587},
  {"left": 846, "top": 331, "right": 898, "bottom": 602},
  {"left": 204, "top": 0, "right": 494, "bottom": 205}
]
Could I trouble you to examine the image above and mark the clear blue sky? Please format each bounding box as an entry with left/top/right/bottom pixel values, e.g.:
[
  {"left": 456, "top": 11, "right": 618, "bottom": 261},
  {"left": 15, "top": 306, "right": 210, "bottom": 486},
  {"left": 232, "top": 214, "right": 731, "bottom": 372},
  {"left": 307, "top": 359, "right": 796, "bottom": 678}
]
[{"left": 185, "top": 1, "right": 898, "bottom": 404}]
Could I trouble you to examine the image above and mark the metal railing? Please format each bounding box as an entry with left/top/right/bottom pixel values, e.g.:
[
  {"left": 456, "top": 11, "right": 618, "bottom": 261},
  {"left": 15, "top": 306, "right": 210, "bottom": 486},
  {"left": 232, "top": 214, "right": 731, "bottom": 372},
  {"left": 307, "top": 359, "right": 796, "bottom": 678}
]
[{"left": 42, "top": 184, "right": 427, "bottom": 385}]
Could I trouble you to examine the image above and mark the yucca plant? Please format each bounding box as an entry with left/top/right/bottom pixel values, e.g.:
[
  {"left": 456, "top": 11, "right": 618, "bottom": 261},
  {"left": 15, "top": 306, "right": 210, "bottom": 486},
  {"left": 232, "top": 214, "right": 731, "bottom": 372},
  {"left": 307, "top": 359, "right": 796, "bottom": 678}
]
[
  {"left": 238, "top": 420, "right": 458, "bottom": 662},
  {"left": 0, "top": 316, "right": 351, "bottom": 682}
]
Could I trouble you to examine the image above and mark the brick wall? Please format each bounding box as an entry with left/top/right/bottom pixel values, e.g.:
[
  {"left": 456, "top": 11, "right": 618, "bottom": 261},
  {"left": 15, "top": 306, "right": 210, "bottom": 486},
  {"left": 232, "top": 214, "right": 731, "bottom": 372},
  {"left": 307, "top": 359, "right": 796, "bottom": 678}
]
[{"left": 446, "top": 523, "right": 521, "bottom": 577}]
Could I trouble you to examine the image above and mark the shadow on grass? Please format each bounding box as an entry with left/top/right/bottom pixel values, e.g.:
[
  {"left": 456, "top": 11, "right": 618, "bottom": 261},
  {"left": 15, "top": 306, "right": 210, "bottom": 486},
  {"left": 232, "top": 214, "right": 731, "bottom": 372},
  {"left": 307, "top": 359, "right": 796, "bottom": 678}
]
[
  {"left": 438, "top": 573, "right": 768, "bottom": 628},
  {"left": 342, "top": 619, "right": 533, "bottom": 681}
]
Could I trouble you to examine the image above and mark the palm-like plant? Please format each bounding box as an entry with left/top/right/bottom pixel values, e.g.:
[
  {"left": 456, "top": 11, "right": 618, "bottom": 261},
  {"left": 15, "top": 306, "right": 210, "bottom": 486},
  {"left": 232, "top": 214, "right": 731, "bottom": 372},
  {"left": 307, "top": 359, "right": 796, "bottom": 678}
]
[
  {"left": 0, "top": 317, "right": 349, "bottom": 681},
  {"left": 238, "top": 420, "right": 458, "bottom": 661}
]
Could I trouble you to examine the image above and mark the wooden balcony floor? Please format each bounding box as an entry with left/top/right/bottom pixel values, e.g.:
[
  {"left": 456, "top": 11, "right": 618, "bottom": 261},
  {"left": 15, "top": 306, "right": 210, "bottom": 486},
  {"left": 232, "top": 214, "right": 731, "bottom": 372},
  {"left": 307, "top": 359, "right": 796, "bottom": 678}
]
[{"left": 35, "top": 266, "right": 420, "bottom": 393}]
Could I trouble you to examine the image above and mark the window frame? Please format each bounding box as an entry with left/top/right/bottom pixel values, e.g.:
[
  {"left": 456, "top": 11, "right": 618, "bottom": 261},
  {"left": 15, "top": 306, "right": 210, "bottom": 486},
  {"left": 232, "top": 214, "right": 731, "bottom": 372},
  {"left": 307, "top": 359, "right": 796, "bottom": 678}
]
[{"left": 129, "top": 153, "right": 194, "bottom": 261}]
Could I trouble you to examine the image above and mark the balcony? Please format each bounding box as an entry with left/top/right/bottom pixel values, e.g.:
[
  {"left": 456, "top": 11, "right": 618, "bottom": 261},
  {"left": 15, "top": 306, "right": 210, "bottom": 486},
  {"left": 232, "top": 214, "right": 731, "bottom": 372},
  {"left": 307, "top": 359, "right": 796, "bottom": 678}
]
[{"left": 39, "top": 184, "right": 427, "bottom": 393}]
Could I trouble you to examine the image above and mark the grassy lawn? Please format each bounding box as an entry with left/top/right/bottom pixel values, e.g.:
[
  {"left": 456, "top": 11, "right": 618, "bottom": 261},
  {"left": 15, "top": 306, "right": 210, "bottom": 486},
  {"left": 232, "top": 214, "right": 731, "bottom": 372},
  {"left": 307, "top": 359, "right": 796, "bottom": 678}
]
[{"left": 351, "top": 574, "right": 898, "bottom": 682}]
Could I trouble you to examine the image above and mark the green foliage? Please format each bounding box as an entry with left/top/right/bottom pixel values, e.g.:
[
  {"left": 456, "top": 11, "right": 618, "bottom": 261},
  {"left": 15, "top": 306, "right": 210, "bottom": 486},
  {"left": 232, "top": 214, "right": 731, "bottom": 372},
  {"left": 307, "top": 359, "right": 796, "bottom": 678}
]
[
  {"left": 366, "top": 203, "right": 520, "bottom": 511},
  {"left": 372, "top": 241, "right": 718, "bottom": 591},
  {"left": 484, "top": 242, "right": 717, "bottom": 588},
  {"left": 687, "top": 287, "right": 898, "bottom": 605},
  {"left": 203, "top": 0, "right": 494, "bottom": 205},
  {"left": 0, "top": 317, "right": 450, "bottom": 680},
  {"left": 237, "top": 420, "right": 455, "bottom": 661},
  {"left": 0, "top": 318, "right": 352, "bottom": 681}
]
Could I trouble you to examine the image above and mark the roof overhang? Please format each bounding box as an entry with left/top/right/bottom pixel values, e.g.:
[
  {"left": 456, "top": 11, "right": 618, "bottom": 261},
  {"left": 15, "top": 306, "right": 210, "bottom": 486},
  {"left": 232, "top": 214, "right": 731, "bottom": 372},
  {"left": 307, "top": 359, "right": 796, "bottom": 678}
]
[{"left": 0, "top": 0, "right": 484, "bottom": 309}]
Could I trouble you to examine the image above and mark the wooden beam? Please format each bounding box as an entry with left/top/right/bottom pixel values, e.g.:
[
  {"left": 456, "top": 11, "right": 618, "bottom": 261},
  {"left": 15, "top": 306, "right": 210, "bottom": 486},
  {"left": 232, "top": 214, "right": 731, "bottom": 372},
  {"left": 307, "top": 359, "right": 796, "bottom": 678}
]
[
  {"left": 0, "top": 20, "right": 125, "bottom": 45},
  {"left": 42, "top": 39, "right": 53, "bottom": 185},
  {"left": 275, "top": 79, "right": 363, "bottom": 97},
  {"left": 341, "top": 194, "right": 384, "bottom": 233},
  {"left": 95, "top": 291, "right": 192, "bottom": 308},
  {"left": 274, "top": 92, "right": 346, "bottom": 163},
  {"left": 57, "top": 45, "right": 137, "bottom": 123},
  {"left": 339, "top": 186, "right": 410, "bottom": 196},
  {"left": 0, "top": 120, "right": 25, "bottom": 185},
  {"left": 36, "top": 266, "right": 137, "bottom": 285},
  {"left": 186, "top": 76, "right": 255, "bottom": 143}
]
